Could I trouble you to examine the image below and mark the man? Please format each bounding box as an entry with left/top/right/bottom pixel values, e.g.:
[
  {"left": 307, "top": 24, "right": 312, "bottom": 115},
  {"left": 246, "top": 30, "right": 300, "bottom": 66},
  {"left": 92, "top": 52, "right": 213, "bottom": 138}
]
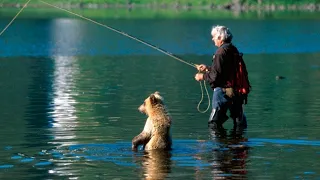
[{"left": 194, "top": 25, "right": 248, "bottom": 129}]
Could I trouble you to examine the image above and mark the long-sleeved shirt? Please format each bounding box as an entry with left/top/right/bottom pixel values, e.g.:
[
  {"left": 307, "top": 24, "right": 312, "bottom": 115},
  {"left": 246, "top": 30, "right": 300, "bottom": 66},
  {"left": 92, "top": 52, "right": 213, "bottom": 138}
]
[{"left": 204, "top": 43, "right": 239, "bottom": 89}]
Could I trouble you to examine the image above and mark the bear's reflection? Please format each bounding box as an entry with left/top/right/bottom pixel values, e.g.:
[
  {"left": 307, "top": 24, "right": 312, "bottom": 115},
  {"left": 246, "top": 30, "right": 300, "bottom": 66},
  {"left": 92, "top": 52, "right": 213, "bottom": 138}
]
[{"left": 137, "top": 149, "right": 172, "bottom": 180}]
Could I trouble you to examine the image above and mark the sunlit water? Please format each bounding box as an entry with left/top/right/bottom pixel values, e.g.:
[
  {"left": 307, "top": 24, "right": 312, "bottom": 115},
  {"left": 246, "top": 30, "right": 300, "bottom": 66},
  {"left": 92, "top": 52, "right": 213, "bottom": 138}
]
[{"left": 0, "top": 16, "right": 320, "bottom": 180}]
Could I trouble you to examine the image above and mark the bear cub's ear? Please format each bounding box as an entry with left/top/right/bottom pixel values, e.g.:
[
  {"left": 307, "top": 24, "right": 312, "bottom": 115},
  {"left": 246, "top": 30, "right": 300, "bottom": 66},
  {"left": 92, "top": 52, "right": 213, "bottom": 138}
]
[{"left": 149, "top": 94, "right": 158, "bottom": 105}]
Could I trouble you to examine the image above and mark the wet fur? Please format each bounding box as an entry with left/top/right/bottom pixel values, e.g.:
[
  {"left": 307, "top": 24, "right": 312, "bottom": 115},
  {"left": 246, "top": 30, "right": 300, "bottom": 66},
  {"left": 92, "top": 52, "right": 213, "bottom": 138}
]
[{"left": 132, "top": 92, "right": 172, "bottom": 151}]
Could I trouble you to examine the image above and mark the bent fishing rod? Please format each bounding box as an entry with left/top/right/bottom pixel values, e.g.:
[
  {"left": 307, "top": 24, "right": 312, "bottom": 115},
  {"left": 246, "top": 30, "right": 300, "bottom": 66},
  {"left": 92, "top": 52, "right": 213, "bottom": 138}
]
[
  {"left": 39, "top": 0, "right": 210, "bottom": 113},
  {"left": 40, "top": 0, "right": 197, "bottom": 68},
  {"left": 1, "top": 0, "right": 209, "bottom": 113},
  {"left": 0, "top": 0, "right": 31, "bottom": 36}
]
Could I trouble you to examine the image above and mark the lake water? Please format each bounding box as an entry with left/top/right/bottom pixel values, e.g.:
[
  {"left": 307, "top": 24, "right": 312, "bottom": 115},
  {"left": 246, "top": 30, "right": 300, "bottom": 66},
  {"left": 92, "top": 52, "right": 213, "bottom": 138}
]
[{"left": 0, "top": 15, "right": 320, "bottom": 180}]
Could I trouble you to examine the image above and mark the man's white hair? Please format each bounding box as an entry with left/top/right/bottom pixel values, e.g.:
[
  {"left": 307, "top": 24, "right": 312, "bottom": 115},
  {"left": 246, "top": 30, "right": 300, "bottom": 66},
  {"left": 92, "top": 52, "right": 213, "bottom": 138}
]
[{"left": 211, "top": 25, "right": 233, "bottom": 43}]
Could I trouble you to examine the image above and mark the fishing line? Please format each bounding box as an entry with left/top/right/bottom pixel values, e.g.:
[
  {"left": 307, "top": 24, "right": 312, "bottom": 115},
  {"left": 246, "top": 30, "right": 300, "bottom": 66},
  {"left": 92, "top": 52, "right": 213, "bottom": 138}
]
[
  {"left": 197, "top": 76, "right": 211, "bottom": 113},
  {"left": 40, "top": 0, "right": 196, "bottom": 68},
  {"left": 39, "top": 0, "right": 211, "bottom": 113},
  {"left": 0, "top": 0, "right": 32, "bottom": 36}
]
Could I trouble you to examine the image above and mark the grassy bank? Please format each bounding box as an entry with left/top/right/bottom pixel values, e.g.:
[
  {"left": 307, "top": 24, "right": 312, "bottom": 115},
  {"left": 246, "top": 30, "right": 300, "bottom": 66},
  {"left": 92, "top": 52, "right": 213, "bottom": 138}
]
[
  {"left": 1, "top": 0, "right": 320, "bottom": 20},
  {"left": 1, "top": 0, "right": 319, "bottom": 5},
  {"left": 1, "top": 7, "right": 320, "bottom": 20},
  {"left": 1, "top": 0, "right": 320, "bottom": 11}
]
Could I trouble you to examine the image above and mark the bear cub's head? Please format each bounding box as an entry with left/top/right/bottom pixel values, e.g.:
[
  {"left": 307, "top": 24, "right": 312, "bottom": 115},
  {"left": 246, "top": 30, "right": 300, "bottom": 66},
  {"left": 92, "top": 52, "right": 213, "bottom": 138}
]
[{"left": 138, "top": 91, "right": 164, "bottom": 115}]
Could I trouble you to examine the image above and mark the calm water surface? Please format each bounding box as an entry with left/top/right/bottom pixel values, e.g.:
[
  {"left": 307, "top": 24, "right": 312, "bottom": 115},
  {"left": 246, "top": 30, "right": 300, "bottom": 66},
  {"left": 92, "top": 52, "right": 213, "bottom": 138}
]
[{"left": 0, "top": 16, "right": 320, "bottom": 180}]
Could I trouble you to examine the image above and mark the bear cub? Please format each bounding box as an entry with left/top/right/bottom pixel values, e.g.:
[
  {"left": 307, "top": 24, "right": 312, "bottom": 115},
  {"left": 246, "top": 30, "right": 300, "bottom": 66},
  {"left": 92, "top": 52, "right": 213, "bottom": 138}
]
[{"left": 132, "top": 91, "right": 172, "bottom": 151}]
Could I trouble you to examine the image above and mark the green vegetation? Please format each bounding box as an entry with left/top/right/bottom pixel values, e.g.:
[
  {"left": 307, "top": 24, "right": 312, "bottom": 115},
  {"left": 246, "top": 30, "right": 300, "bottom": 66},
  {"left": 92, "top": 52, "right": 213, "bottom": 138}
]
[
  {"left": 1, "top": 0, "right": 319, "bottom": 7},
  {"left": 1, "top": 7, "right": 320, "bottom": 20},
  {"left": 2, "top": 0, "right": 320, "bottom": 4},
  {"left": 1, "top": 0, "right": 320, "bottom": 19}
]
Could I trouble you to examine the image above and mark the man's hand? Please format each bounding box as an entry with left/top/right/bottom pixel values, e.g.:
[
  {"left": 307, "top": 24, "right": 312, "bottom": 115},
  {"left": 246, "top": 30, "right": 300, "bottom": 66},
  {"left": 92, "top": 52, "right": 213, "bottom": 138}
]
[
  {"left": 195, "top": 64, "right": 207, "bottom": 72},
  {"left": 195, "top": 73, "right": 204, "bottom": 81}
]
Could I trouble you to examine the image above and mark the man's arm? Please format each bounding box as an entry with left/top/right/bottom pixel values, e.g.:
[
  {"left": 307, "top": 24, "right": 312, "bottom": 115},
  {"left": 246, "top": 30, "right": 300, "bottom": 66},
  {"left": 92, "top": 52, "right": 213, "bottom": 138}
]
[{"left": 203, "top": 50, "right": 225, "bottom": 87}]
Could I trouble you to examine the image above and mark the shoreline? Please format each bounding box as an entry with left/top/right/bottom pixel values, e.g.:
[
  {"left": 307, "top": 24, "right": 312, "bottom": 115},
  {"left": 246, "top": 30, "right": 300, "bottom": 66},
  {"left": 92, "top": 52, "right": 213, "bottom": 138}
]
[{"left": 1, "top": 2, "right": 320, "bottom": 12}]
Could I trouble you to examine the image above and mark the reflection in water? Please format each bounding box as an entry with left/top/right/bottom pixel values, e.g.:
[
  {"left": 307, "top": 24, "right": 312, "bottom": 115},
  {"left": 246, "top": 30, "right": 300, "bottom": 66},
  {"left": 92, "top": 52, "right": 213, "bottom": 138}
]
[
  {"left": 48, "top": 18, "right": 85, "bottom": 56},
  {"left": 44, "top": 18, "right": 82, "bottom": 179},
  {"left": 135, "top": 150, "right": 172, "bottom": 180},
  {"left": 46, "top": 56, "right": 80, "bottom": 178},
  {"left": 207, "top": 128, "right": 249, "bottom": 179},
  {"left": 47, "top": 18, "right": 82, "bottom": 146},
  {"left": 48, "top": 56, "right": 79, "bottom": 146}
]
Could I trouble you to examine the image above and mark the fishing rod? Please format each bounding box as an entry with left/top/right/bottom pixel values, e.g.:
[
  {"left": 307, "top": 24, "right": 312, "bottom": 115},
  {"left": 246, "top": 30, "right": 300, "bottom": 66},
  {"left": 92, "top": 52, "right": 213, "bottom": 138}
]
[
  {"left": 0, "top": 0, "right": 210, "bottom": 113},
  {"left": 40, "top": 0, "right": 197, "bottom": 68},
  {"left": 39, "top": 0, "right": 211, "bottom": 113},
  {"left": 0, "top": 0, "right": 31, "bottom": 36}
]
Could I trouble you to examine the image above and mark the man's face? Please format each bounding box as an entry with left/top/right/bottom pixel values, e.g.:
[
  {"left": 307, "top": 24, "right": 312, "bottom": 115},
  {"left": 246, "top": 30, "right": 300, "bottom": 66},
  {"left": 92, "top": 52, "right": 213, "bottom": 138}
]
[{"left": 211, "top": 32, "right": 223, "bottom": 47}]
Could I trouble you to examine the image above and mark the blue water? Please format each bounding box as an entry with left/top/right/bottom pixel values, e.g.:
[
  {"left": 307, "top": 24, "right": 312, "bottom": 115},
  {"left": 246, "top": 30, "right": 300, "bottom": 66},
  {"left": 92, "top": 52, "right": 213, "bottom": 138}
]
[
  {"left": 1, "top": 19, "right": 320, "bottom": 57},
  {"left": 3, "top": 138, "right": 320, "bottom": 169},
  {"left": 0, "top": 13, "right": 320, "bottom": 180}
]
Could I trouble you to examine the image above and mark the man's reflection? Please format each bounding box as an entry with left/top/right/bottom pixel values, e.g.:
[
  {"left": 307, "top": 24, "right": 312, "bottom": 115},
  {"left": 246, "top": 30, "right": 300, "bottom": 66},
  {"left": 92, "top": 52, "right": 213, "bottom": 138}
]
[{"left": 208, "top": 127, "right": 249, "bottom": 179}]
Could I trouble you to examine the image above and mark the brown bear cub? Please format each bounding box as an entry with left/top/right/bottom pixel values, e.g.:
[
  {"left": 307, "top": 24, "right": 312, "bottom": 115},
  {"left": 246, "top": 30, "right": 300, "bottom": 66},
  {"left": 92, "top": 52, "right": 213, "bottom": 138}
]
[{"left": 132, "top": 91, "right": 172, "bottom": 151}]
